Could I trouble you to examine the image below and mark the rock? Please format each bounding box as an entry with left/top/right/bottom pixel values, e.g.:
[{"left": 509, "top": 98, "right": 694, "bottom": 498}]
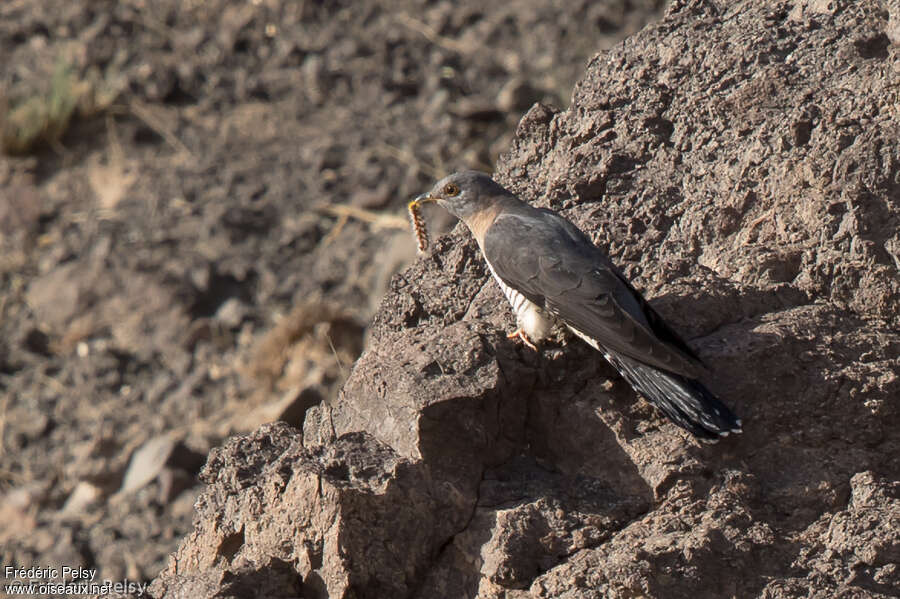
[
  {"left": 889, "top": 0, "right": 900, "bottom": 45},
  {"left": 215, "top": 297, "right": 250, "bottom": 329},
  {"left": 822, "top": 472, "right": 899, "bottom": 569},
  {"left": 25, "top": 261, "right": 98, "bottom": 331},
  {"left": 60, "top": 481, "right": 103, "bottom": 517},
  {"left": 0, "top": 180, "right": 42, "bottom": 238},
  {"left": 149, "top": 423, "right": 454, "bottom": 598},
  {"left": 119, "top": 434, "right": 205, "bottom": 496},
  {"left": 119, "top": 435, "right": 179, "bottom": 495},
  {"left": 763, "top": 471, "right": 900, "bottom": 597},
  {"left": 0, "top": 483, "right": 46, "bottom": 543}
]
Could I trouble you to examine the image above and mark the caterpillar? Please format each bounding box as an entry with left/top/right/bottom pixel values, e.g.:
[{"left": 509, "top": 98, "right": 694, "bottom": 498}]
[{"left": 408, "top": 201, "right": 429, "bottom": 253}]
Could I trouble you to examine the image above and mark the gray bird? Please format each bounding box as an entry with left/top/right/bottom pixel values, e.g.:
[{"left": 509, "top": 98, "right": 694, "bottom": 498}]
[{"left": 412, "top": 171, "right": 742, "bottom": 439}]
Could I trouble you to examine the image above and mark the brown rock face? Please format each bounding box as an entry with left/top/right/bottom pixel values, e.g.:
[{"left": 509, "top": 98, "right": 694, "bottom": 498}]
[{"left": 148, "top": 1, "right": 900, "bottom": 597}]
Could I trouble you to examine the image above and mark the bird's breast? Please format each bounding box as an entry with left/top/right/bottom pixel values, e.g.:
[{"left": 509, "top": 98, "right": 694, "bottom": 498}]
[{"left": 484, "top": 260, "right": 557, "bottom": 342}]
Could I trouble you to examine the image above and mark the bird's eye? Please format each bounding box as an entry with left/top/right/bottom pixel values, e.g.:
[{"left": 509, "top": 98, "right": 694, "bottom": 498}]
[{"left": 443, "top": 183, "right": 460, "bottom": 196}]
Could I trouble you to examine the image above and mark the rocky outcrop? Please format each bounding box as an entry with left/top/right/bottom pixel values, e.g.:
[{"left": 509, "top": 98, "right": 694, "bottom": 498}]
[{"left": 146, "top": 1, "right": 899, "bottom": 597}]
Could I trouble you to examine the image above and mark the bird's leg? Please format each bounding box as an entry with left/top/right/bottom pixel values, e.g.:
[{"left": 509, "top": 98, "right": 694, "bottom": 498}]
[{"left": 507, "top": 328, "right": 538, "bottom": 351}]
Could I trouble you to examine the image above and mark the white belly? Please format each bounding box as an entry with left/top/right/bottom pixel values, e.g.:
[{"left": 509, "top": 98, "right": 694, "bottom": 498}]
[{"left": 483, "top": 260, "right": 556, "bottom": 342}]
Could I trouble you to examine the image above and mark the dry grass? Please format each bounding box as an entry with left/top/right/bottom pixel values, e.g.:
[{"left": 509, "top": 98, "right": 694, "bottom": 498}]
[
  {"left": 244, "top": 300, "right": 364, "bottom": 390},
  {"left": 1, "top": 59, "right": 120, "bottom": 155}
]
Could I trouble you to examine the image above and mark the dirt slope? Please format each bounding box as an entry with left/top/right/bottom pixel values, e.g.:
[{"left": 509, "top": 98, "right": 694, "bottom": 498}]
[{"left": 143, "top": 0, "right": 900, "bottom": 598}]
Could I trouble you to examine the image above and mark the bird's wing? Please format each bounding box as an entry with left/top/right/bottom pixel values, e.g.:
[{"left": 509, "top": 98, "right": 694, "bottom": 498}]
[{"left": 482, "top": 209, "right": 702, "bottom": 377}]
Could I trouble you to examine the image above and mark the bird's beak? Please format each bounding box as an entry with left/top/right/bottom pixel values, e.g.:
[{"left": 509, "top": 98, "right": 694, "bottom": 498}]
[{"left": 411, "top": 193, "right": 437, "bottom": 207}]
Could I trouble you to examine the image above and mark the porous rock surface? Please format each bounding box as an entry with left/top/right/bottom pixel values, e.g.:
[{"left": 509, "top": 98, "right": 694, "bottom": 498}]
[
  {"left": 147, "top": 1, "right": 900, "bottom": 597},
  {"left": 1, "top": 0, "right": 661, "bottom": 583}
]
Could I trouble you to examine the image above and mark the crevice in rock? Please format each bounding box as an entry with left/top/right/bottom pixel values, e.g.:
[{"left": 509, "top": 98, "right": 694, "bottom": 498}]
[{"left": 217, "top": 526, "right": 245, "bottom": 561}]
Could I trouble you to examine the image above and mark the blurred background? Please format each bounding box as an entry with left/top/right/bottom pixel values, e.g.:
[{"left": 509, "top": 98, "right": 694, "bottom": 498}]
[{"left": 0, "top": 0, "right": 665, "bottom": 585}]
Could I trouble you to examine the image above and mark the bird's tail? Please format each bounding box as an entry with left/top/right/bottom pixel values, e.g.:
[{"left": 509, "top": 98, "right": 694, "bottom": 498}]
[{"left": 602, "top": 347, "right": 742, "bottom": 439}]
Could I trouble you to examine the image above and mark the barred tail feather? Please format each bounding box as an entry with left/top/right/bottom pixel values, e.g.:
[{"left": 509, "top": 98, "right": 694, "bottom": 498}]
[{"left": 602, "top": 347, "right": 742, "bottom": 439}]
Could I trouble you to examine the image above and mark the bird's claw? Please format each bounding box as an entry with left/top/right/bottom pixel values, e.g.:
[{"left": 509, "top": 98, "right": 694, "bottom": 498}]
[{"left": 507, "top": 328, "right": 538, "bottom": 351}]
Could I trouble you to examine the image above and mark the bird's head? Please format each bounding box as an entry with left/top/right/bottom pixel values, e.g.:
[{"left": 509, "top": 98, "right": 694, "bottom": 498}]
[{"left": 411, "top": 171, "right": 514, "bottom": 222}]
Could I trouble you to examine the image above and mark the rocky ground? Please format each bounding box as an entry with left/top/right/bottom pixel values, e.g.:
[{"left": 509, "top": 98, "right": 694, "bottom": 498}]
[
  {"left": 0, "top": 0, "right": 667, "bottom": 592},
  {"left": 145, "top": 0, "right": 900, "bottom": 597}
]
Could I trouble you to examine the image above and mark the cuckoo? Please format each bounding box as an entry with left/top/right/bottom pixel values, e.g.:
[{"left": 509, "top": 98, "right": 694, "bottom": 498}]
[{"left": 410, "top": 171, "right": 742, "bottom": 439}]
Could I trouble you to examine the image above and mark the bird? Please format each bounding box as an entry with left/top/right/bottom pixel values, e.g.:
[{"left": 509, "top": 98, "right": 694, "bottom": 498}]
[{"left": 411, "top": 171, "right": 742, "bottom": 439}]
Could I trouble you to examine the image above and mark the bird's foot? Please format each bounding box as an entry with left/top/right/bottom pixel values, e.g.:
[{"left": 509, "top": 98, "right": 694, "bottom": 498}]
[{"left": 507, "top": 328, "right": 538, "bottom": 351}]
